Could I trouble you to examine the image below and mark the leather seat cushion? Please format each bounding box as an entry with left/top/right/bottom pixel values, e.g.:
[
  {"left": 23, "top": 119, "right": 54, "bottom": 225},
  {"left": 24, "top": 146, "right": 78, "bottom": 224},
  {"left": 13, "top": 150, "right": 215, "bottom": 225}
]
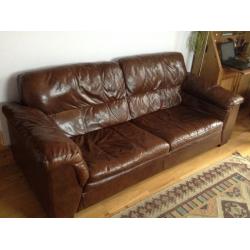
[
  {"left": 131, "top": 105, "right": 223, "bottom": 151},
  {"left": 72, "top": 122, "right": 170, "bottom": 182}
]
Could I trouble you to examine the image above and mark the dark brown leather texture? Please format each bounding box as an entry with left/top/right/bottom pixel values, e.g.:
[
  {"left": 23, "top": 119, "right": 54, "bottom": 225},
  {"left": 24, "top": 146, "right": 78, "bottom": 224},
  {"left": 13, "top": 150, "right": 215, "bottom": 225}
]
[
  {"left": 72, "top": 122, "right": 169, "bottom": 182},
  {"left": 117, "top": 52, "right": 187, "bottom": 118},
  {"left": 131, "top": 105, "right": 223, "bottom": 150},
  {"left": 19, "top": 62, "right": 130, "bottom": 137},
  {"left": 80, "top": 129, "right": 221, "bottom": 209},
  {"left": 182, "top": 74, "right": 244, "bottom": 144},
  {"left": 3, "top": 52, "right": 243, "bottom": 217},
  {"left": 2, "top": 104, "right": 89, "bottom": 217},
  {"left": 183, "top": 74, "right": 244, "bottom": 109}
]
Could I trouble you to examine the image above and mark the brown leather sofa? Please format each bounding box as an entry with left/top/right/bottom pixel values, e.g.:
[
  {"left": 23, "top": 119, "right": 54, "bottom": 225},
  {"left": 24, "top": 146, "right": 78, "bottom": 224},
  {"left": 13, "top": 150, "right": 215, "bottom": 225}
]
[{"left": 2, "top": 52, "right": 244, "bottom": 217}]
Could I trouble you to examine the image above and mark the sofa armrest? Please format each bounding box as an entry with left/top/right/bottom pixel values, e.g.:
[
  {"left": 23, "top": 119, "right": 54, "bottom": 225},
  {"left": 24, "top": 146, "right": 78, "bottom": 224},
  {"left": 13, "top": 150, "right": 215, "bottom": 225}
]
[
  {"left": 182, "top": 74, "right": 244, "bottom": 144},
  {"left": 183, "top": 74, "right": 244, "bottom": 109},
  {"left": 2, "top": 103, "right": 89, "bottom": 217}
]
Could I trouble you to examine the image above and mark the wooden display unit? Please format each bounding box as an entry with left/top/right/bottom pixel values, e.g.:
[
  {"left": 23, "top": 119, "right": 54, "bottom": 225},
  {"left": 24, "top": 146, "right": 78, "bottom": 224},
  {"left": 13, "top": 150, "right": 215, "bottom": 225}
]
[{"left": 191, "top": 31, "right": 250, "bottom": 103}]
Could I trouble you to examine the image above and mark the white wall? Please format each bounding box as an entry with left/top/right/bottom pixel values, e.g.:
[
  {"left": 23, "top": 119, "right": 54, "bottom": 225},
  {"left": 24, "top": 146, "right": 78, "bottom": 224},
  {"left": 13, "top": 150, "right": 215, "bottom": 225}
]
[{"left": 0, "top": 31, "right": 193, "bottom": 145}]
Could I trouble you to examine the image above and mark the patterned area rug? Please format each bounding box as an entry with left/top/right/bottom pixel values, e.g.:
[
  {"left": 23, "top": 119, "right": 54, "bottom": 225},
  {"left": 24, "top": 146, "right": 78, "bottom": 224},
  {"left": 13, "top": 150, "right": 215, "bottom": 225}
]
[{"left": 113, "top": 153, "right": 250, "bottom": 218}]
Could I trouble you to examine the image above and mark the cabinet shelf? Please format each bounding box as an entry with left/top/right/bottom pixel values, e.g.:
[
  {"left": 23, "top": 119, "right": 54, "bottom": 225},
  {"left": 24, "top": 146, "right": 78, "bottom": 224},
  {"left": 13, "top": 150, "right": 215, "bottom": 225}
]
[{"left": 191, "top": 31, "right": 250, "bottom": 102}]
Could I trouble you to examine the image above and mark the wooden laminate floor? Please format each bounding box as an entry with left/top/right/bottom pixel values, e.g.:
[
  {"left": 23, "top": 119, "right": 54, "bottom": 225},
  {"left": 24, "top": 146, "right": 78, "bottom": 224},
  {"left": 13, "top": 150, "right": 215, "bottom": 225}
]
[{"left": 0, "top": 110, "right": 250, "bottom": 218}]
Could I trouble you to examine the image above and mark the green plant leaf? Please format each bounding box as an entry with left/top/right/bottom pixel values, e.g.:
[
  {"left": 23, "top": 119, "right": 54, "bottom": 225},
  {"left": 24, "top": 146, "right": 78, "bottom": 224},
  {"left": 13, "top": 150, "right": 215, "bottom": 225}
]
[{"left": 188, "top": 31, "right": 208, "bottom": 54}]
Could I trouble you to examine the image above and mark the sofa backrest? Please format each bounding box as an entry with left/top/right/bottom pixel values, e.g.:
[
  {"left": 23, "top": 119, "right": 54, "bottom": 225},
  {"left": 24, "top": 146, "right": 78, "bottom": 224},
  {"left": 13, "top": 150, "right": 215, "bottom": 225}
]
[
  {"left": 18, "top": 62, "right": 130, "bottom": 136},
  {"left": 117, "top": 52, "right": 187, "bottom": 119}
]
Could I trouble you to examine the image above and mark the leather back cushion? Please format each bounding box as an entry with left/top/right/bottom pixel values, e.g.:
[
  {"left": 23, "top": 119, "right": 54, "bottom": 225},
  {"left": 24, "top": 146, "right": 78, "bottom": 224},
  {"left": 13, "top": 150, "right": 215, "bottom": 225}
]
[
  {"left": 117, "top": 52, "right": 187, "bottom": 118},
  {"left": 19, "top": 62, "right": 130, "bottom": 136}
]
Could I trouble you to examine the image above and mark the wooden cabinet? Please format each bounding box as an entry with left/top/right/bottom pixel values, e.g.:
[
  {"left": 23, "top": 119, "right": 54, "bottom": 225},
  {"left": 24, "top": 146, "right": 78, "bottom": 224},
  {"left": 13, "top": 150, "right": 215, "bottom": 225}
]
[
  {"left": 220, "top": 78, "right": 235, "bottom": 92},
  {"left": 191, "top": 31, "right": 250, "bottom": 102},
  {"left": 220, "top": 68, "right": 240, "bottom": 93},
  {"left": 238, "top": 76, "right": 250, "bottom": 96}
]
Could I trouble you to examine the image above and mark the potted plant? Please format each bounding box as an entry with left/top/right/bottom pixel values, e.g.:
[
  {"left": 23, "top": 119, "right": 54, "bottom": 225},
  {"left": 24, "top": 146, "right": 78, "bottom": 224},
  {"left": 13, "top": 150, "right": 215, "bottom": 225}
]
[{"left": 188, "top": 31, "right": 208, "bottom": 54}]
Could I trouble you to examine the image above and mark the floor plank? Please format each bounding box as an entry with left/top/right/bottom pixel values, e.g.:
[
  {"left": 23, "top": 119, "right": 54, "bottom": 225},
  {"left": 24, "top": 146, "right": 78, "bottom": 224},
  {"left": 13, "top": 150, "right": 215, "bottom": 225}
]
[{"left": 0, "top": 109, "right": 249, "bottom": 218}]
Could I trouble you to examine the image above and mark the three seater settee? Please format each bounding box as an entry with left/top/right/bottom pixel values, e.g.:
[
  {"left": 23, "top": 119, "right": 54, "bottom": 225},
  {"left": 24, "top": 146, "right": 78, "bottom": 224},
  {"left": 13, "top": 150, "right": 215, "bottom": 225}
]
[{"left": 2, "top": 52, "right": 244, "bottom": 217}]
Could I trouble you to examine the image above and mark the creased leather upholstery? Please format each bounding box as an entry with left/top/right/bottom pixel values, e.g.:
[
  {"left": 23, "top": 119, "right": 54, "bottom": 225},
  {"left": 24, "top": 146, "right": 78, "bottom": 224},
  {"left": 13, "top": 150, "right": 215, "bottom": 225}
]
[
  {"left": 132, "top": 105, "right": 223, "bottom": 150},
  {"left": 183, "top": 74, "right": 244, "bottom": 109},
  {"left": 182, "top": 92, "right": 241, "bottom": 144},
  {"left": 182, "top": 73, "right": 244, "bottom": 144},
  {"left": 2, "top": 103, "right": 89, "bottom": 217},
  {"left": 3, "top": 52, "right": 244, "bottom": 217},
  {"left": 73, "top": 122, "right": 169, "bottom": 182},
  {"left": 117, "top": 52, "right": 187, "bottom": 118},
  {"left": 19, "top": 62, "right": 130, "bottom": 136},
  {"left": 80, "top": 130, "right": 221, "bottom": 209}
]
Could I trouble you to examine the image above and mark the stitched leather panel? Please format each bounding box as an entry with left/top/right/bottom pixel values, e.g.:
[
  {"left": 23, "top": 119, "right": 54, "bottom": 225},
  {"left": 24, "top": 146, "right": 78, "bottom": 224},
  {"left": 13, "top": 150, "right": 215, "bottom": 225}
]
[
  {"left": 72, "top": 122, "right": 169, "bottom": 182},
  {"left": 132, "top": 105, "right": 223, "bottom": 150},
  {"left": 19, "top": 62, "right": 130, "bottom": 136},
  {"left": 117, "top": 52, "right": 187, "bottom": 118}
]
